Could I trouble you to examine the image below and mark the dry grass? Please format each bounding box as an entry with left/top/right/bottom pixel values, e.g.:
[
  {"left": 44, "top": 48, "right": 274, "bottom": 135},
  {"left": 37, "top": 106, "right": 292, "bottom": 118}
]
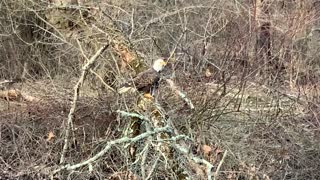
[
  {"left": 0, "top": 70, "right": 319, "bottom": 179},
  {"left": 0, "top": 0, "right": 320, "bottom": 179}
]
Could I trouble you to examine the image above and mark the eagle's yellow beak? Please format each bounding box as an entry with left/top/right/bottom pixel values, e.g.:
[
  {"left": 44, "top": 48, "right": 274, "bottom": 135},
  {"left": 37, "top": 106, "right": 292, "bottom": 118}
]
[{"left": 160, "top": 60, "right": 167, "bottom": 66}]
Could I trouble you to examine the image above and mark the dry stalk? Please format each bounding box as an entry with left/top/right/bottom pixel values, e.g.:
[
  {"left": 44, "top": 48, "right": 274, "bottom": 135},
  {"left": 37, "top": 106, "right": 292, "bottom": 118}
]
[
  {"left": 141, "top": 6, "right": 209, "bottom": 32},
  {"left": 213, "top": 150, "right": 228, "bottom": 180},
  {"left": 59, "top": 44, "right": 109, "bottom": 164},
  {"left": 145, "top": 155, "right": 160, "bottom": 180},
  {"left": 89, "top": 69, "right": 117, "bottom": 93},
  {"left": 173, "top": 143, "right": 215, "bottom": 180},
  {"left": 166, "top": 79, "right": 195, "bottom": 109},
  {"left": 117, "top": 110, "right": 148, "bottom": 120},
  {"left": 140, "top": 141, "right": 151, "bottom": 179}
]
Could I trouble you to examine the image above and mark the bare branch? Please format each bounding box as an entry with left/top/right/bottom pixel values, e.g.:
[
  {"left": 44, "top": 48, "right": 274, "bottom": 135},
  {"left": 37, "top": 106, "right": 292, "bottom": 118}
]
[
  {"left": 173, "top": 143, "right": 214, "bottom": 180},
  {"left": 116, "top": 110, "right": 148, "bottom": 120},
  {"left": 166, "top": 79, "right": 195, "bottom": 109},
  {"left": 90, "top": 69, "right": 117, "bottom": 93},
  {"left": 213, "top": 150, "right": 228, "bottom": 180},
  {"left": 141, "top": 6, "right": 210, "bottom": 32},
  {"left": 60, "top": 44, "right": 109, "bottom": 164},
  {"left": 53, "top": 125, "right": 172, "bottom": 174}
]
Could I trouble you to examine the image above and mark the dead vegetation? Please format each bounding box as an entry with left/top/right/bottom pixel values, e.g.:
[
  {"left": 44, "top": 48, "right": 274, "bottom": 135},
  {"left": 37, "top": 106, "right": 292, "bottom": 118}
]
[{"left": 0, "top": 0, "right": 320, "bottom": 179}]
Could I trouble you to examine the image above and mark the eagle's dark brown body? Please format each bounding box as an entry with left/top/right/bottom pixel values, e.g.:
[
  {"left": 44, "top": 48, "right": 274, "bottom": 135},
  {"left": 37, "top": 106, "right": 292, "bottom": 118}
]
[
  {"left": 119, "top": 68, "right": 160, "bottom": 94},
  {"left": 118, "top": 58, "right": 166, "bottom": 94},
  {"left": 132, "top": 68, "right": 160, "bottom": 92}
]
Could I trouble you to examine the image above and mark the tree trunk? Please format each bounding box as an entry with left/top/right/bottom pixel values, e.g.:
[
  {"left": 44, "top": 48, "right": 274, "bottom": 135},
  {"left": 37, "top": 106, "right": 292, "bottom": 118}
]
[{"left": 255, "top": 0, "right": 272, "bottom": 65}]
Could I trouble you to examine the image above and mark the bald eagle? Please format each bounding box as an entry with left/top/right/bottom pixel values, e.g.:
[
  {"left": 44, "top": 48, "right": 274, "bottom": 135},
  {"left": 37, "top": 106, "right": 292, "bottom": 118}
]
[{"left": 118, "top": 58, "right": 167, "bottom": 94}]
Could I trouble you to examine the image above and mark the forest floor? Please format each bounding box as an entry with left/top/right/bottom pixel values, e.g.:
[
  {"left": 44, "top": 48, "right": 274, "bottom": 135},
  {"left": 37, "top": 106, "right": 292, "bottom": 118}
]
[{"left": 0, "top": 76, "right": 319, "bottom": 179}]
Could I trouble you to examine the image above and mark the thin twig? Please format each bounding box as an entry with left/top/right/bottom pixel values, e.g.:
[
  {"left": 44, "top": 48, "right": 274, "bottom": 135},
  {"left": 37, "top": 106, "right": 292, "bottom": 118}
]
[
  {"left": 167, "top": 32, "right": 184, "bottom": 62},
  {"left": 89, "top": 69, "right": 116, "bottom": 93},
  {"left": 213, "top": 150, "right": 228, "bottom": 180},
  {"left": 59, "top": 44, "right": 109, "bottom": 164},
  {"left": 116, "top": 110, "right": 148, "bottom": 120},
  {"left": 166, "top": 79, "right": 195, "bottom": 109},
  {"left": 141, "top": 6, "right": 209, "bottom": 32},
  {"left": 145, "top": 155, "right": 160, "bottom": 180},
  {"left": 53, "top": 125, "right": 171, "bottom": 174},
  {"left": 141, "top": 142, "right": 151, "bottom": 179},
  {"left": 173, "top": 143, "right": 214, "bottom": 180}
]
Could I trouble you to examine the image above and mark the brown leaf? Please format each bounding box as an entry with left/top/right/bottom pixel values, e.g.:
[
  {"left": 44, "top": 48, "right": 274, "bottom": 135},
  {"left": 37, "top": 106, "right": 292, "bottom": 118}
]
[
  {"left": 113, "top": 44, "right": 135, "bottom": 72},
  {"left": 46, "top": 131, "right": 55, "bottom": 141},
  {"left": 188, "top": 160, "right": 206, "bottom": 179},
  {"left": 202, "top": 144, "right": 212, "bottom": 156}
]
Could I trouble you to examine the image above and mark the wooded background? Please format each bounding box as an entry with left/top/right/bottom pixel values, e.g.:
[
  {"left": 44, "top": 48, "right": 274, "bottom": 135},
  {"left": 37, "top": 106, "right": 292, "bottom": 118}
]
[{"left": 0, "top": 0, "right": 319, "bottom": 179}]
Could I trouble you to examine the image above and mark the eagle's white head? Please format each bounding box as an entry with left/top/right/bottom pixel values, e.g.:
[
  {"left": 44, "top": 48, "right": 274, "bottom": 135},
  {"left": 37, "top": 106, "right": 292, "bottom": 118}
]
[{"left": 152, "top": 58, "right": 167, "bottom": 72}]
